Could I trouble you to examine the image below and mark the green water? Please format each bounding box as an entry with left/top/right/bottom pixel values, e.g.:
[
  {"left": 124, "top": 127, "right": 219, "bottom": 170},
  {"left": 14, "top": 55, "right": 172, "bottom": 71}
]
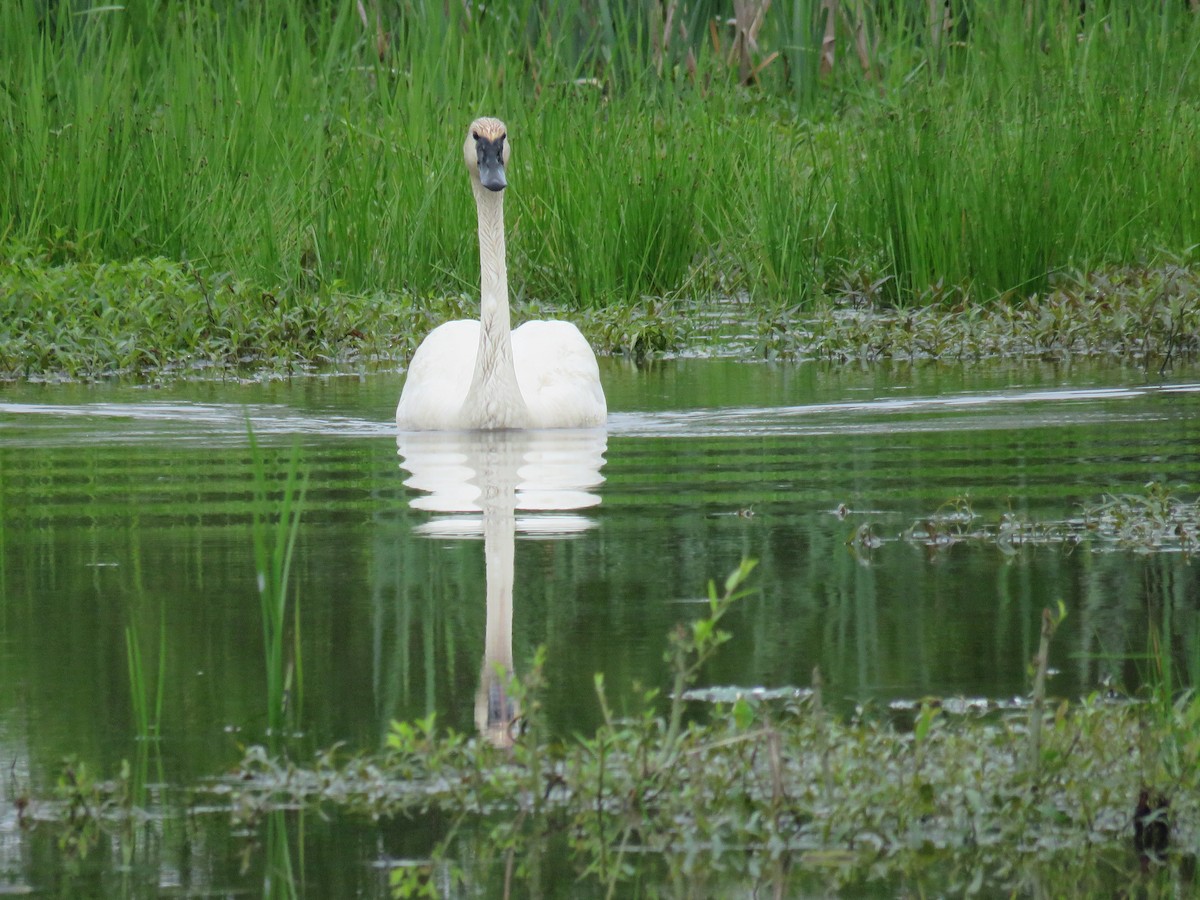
[{"left": 2, "top": 358, "right": 1199, "bottom": 894}]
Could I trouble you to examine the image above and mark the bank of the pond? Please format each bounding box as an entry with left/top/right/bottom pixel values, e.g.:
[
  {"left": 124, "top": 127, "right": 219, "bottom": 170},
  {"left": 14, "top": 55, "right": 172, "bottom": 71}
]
[
  {"left": 3, "top": 2, "right": 1200, "bottom": 332},
  {"left": 2, "top": 251, "right": 1198, "bottom": 380}
]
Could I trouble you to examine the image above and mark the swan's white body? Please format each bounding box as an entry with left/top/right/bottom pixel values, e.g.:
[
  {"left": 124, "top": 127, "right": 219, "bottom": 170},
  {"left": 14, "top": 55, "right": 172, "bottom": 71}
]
[
  {"left": 397, "top": 319, "right": 606, "bottom": 430},
  {"left": 396, "top": 118, "right": 607, "bottom": 431}
]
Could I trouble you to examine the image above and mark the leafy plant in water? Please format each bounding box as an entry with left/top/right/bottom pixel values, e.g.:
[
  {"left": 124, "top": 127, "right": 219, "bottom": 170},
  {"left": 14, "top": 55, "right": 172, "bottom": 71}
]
[
  {"left": 52, "top": 757, "right": 105, "bottom": 861},
  {"left": 1085, "top": 481, "right": 1200, "bottom": 554},
  {"left": 1027, "top": 601, "right": 1067, "bottom": 773},
  {"left": 757, "top": 263, "right": 1200, "bottom": 367},
  {"left": 664, "top": 558, "right": 759, "bottom": 754},
  {"left": 846, "top": 486, "right": 1199, "bottom": 559},
  {"left": 210, "top": 553, "right": 1195, "bottom": 892}
]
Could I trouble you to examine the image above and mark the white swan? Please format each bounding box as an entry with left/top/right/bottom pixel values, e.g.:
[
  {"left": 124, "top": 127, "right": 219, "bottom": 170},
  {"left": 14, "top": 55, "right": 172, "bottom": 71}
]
[{"left": 396, "top": 117, "right": 607, "bottom": 431}]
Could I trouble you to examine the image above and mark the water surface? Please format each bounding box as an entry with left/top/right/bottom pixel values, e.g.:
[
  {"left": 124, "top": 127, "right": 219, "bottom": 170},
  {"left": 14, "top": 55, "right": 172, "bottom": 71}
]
[{"left": 2, "top": 358, "right": 1199, "bottom": 893}]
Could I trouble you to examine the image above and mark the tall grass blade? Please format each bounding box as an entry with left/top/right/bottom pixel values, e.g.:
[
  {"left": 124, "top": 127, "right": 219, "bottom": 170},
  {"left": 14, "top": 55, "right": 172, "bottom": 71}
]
[
  {"left": 248, "top": 422, "right": 308, "bottom": 747},
  {"left": 124, "top": 612, "right": 166, "bottom": 807}
]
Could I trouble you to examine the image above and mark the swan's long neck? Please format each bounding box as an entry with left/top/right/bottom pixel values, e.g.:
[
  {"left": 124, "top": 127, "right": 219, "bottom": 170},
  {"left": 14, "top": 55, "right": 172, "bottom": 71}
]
[{"left": 463, "top": 183, "right": 529, "bottom": 429}]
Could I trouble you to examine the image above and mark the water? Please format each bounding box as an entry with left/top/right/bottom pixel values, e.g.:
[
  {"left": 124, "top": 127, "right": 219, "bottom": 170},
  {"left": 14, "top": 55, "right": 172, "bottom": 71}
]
[{"left": 2, "top": 358, "right": 1199, "bottom": 894}]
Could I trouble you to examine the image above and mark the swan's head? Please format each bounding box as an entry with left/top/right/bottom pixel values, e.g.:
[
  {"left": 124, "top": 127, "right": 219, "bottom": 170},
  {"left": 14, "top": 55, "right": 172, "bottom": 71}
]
[{"left": 464, "top": 117, "right": 509, "bottom": 193}]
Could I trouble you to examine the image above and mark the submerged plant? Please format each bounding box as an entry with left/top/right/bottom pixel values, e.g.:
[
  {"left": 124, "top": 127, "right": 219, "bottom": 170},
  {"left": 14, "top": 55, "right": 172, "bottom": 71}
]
[
  {"left": 1085, "top": 482, "right": 1200, "bottom": 554},
  {"left": 844, "top": 485, "right": 1200, "bottom": 559}
]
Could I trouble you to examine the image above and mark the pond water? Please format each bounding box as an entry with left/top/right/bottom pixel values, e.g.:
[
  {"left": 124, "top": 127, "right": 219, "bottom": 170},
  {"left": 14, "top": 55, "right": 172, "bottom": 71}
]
[{"left": 1, "top": 357, "right": 1199, "bottom": 894}]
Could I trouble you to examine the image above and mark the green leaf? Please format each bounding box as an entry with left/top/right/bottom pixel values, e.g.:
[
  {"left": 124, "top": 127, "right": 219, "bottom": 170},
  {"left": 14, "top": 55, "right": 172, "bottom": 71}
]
[{"left": 732, "top": 696, "right": 755, "bottom": 731}]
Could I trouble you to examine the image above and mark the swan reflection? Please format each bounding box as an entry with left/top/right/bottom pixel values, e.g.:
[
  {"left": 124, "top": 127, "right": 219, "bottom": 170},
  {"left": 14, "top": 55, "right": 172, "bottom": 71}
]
[{"left": 397, "top": 429, "right": 606, "bottom": 746}]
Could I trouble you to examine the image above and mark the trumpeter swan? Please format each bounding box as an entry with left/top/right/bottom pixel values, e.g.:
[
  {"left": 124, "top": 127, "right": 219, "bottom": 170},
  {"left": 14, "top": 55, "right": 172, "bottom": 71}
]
[{"left": 395, "top": 117, "right": 607, "bottom": 431}]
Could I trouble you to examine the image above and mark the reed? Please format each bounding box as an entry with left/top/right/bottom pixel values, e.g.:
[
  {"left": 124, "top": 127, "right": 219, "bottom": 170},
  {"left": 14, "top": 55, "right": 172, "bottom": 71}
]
[
  {"left": 248, "top": 426, "right": 308, "bottom": 746},
  {"left": 2, "top": 0, "right": 1199, "bottom": 344},
  {"left": 124, "top": 615, "right": 167, "bottom": 807},
  {"left": 519, "top": 96, "right": 709, "bottom": 306},
  {"left": 125, "top": 619, "right": 166, "bottom": 744}
]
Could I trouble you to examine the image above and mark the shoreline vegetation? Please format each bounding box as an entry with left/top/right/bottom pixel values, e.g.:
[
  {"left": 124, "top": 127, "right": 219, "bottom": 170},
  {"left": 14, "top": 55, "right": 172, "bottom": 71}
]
[
  {"left": 3, "top": 1, "right": 1200, "bottom": 380},
  {"left": 3, "top": 251, "right": 1199, "bottom": 380}
]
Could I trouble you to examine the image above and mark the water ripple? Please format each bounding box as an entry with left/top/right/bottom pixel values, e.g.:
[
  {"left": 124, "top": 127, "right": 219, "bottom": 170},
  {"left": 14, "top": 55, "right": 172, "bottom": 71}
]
[
  {"left": 1, "top": 381, "right": 1197, "bottom": 445},
  {"left": 0, "top": 400, "right": 393, "bottom": 446},
  {"left": 610, "top": 382, "right": 1200, "bottom": 437}
]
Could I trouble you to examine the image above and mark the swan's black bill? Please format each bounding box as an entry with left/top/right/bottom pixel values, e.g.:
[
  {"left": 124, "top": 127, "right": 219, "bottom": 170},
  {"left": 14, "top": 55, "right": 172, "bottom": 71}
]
[{"left": 475, "top": 135, "right": 507, "bottom": 192}]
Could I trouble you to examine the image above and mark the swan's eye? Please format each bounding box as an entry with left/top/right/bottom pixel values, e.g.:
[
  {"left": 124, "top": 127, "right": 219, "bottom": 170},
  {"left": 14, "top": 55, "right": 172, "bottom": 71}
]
[{"left": 472, "top": 131, "right": 480, "bottom": 140}]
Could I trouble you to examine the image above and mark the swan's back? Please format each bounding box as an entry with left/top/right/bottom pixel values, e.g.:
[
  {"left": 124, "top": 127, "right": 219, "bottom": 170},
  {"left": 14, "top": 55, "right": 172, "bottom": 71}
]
[
  {"left": 396, "top": 320, "right": 479, "bottom": 430},
  {"left": 512, "top": 320, "right": 606, "bottom": 429}
]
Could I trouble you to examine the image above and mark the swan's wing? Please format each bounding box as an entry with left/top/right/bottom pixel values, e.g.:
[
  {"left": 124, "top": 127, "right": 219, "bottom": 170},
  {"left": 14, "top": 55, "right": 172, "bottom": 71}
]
[
  {"left": 396, "top": 320, "right": 479, "bottom": 430},
  {"left": 512, "top": 320, "right": 607, "bottom": 428}
]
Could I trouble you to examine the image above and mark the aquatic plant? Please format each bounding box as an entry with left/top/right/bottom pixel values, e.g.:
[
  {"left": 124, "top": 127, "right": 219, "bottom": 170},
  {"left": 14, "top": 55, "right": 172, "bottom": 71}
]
[
  {"left": 124, "top": 619, "right": 165, "bottom": 745},
  {"left": 219, "top": 559, "right": 1200, "bottom": 896},
  {"left": 844, "top": 484, "right": 1200, "bottom": 560},
  {"left": 4, "top": 248, "right": 1198, "bottom": 380},
  {"left": 124, "top": 615, "right": 166, "bottom": 808},
  {"left": 12, "top": 554, "right": 1200, "bottom": 894},
  {"left": 248, "top": 426, "right": 309, "bottom": 748},
  {"left": 0, "top": 248, "right": 463, "bottom": 379},
  {"left": 49, "top": 757, "right": 105, "bottom": 862},
  {"left": 1085, "top": 482, "right": 1200, "bottom": 554},
  {"left": 263, "top": 810, "right": 301, "bottom": 900},
  {"left": 664, "top": 557, "right": 759, "bottom": 753},
  {"left": 763, "top": 264, "right": 1200, "bottom": 365}
]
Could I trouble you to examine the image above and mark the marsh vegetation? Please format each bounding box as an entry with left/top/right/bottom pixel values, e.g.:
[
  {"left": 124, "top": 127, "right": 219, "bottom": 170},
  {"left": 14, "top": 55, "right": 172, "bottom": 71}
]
[{"left": 3, "top": 1, "right": 1200, "bottom": 377}]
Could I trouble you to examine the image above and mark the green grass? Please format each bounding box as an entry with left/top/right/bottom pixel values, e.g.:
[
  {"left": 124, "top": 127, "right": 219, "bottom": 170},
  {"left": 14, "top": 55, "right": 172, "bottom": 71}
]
[
  {"left": 2, "top": 1, "right": 1200, "bottom": 378},
  {"left": 124, "top": 614, "right": 167, "bottom": 810},
  {"left": 248, "top": 427, "right": 308, "bottom": 748}
]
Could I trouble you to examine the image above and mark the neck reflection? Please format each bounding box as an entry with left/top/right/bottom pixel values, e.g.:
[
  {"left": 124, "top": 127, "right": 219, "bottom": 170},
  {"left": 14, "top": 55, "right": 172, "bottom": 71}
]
[{"left": 397, "top": 430, "right": 607, "bottom": 747}]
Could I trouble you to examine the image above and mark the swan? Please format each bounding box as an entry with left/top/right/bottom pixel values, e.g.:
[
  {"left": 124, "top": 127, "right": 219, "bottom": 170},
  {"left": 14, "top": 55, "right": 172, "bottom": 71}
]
[{"left": 395, "top": 117, "right": 607, "bottom": 431}]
